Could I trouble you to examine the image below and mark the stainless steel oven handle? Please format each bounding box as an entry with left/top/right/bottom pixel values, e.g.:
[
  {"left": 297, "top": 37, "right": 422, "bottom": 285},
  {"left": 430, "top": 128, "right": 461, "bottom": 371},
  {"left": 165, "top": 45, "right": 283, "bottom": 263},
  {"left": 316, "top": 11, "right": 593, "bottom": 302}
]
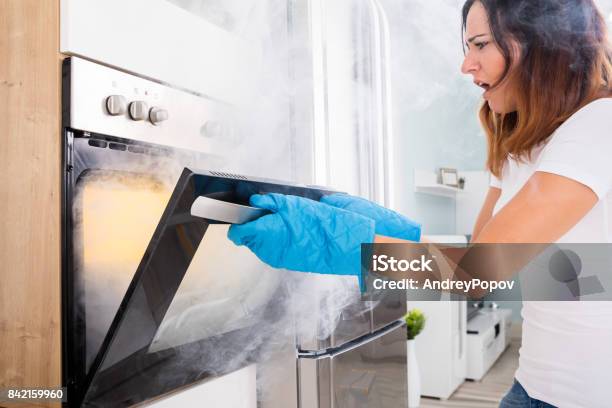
[{"left": 190, "top": 196, "right": 269, "bottom": 224}]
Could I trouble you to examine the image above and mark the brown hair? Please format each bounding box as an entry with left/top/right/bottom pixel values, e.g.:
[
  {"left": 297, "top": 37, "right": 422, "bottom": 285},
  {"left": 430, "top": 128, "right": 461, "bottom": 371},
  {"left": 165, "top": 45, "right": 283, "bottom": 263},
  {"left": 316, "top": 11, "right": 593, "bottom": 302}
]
[{"left": 462, "top": 0, "right": 612, "bottom": 177}]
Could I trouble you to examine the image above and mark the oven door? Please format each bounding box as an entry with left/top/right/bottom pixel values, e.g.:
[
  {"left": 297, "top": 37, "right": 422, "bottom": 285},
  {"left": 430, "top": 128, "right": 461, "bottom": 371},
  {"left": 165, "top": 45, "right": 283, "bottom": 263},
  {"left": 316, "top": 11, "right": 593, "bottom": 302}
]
[
  {"left": 60, "top": 0, "right": 261, "bottom": 105},
  {"left": 63, "top": 134, "right": 340, "bottom": 407}
]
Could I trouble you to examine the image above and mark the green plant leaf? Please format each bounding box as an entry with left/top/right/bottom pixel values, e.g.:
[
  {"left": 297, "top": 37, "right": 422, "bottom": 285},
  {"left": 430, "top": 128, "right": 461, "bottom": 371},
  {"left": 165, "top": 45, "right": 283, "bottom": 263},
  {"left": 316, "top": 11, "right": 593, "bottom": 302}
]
[{"left": 404, "top": 308, "right": 426, "bottom": 340}]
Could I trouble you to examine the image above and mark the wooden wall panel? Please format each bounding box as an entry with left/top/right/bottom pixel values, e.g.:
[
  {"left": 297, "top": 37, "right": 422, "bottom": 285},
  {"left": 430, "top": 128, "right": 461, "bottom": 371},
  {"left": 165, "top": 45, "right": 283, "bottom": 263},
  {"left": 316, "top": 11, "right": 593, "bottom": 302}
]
[{"left": 0, "top": 1, "right": 62, "bottom": 407}]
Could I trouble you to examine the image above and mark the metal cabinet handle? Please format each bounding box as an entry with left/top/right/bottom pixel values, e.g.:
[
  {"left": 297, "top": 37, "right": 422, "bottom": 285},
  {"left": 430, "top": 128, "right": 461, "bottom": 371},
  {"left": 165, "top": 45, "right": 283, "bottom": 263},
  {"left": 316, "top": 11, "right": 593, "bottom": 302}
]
[{"left": 190, "top": 196, "right": 268, "bottom": 224}]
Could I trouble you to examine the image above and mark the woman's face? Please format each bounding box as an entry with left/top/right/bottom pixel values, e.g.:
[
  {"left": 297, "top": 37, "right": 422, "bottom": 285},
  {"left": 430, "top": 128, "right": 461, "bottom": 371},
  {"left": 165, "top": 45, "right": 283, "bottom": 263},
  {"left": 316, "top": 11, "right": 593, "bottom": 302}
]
[{"left": 461, "top": 1, "right": 516, "bottom": 114}]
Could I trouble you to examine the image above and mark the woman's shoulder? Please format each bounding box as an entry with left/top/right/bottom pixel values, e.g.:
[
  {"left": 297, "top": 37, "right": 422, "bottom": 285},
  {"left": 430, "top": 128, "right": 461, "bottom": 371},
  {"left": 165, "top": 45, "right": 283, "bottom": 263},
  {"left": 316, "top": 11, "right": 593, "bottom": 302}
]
[
  {"left": 563, "top": 97, "right": 612, "bottom": 129},
  {"left": 579, "top": 96, "right": 612, "bottom": 113},
  {"left": 549, "top": 97, "right": 612, "bottom": 142},
  {"left": 538, "top": 97, "right": 612, "bottom": 200}
]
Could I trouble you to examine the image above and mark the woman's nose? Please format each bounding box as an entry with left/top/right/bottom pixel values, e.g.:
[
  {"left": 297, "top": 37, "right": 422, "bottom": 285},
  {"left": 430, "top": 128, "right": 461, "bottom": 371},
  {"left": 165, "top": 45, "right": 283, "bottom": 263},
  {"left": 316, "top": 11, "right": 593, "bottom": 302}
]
[{"left": 461, "top": 52, "right": 479, "bottom": 75}]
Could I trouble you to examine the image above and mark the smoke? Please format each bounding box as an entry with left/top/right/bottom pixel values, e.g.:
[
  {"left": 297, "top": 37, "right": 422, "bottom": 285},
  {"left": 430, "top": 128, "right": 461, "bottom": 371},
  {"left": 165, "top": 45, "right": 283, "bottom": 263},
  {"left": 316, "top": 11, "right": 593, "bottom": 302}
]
[
  {"left": 74, "top": 168, "right": 364, "bottom": 392},
  {"left": 74, "top": 161, "right": 367, "bottom": 403},
  {"left": 70, "top": 1, "right": 377, "bottom": 405},
  {"left": 147, "top": 261, "right": 363, "bottom": 399},
  {"left": 380, "top": 0, "right": 479, "bottom": 111},
  {"left": 72, "top": 0, "right": 487, "bottom": 403}
]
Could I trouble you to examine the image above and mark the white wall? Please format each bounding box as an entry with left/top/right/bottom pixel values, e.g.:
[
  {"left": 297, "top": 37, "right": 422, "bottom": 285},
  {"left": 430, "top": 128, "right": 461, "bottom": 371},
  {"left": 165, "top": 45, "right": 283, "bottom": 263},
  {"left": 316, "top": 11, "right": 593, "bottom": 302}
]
[{"left": 381, "top": 0, "right": 486, "bottom": 234}]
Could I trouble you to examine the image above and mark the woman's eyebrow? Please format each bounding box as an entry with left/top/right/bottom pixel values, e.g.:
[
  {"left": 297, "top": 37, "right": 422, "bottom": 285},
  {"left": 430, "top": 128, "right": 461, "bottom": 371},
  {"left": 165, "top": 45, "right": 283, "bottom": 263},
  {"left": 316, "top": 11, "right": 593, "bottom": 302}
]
[{"left": 467, "top": 33, "right": 487, "bottom": 43}]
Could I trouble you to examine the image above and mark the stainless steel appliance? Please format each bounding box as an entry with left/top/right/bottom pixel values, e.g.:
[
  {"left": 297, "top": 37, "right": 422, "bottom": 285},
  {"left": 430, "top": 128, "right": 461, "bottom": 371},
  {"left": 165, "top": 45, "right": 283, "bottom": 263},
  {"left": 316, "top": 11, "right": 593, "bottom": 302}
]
[
  {"left": 61, "top": 56, "right": 312, "bottom": 406},
  {"left": 291, "top": 0, "right": 409, "bottom": 404},
  {"left": 62, "top": 56, "right": 407, "bottom": 408},
  {"left": 291, "top": 274, "right": 407, "bottom": 408},
  {"left": 297, "top": 321, "right": 407, "bottom": 408}
]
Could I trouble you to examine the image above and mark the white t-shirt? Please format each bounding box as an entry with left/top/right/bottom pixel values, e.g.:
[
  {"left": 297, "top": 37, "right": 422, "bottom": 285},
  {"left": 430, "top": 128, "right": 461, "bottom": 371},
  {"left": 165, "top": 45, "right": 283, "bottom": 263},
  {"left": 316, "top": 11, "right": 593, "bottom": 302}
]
[{"left": 490, "top": 98, "right": 612, "bottom": 408}]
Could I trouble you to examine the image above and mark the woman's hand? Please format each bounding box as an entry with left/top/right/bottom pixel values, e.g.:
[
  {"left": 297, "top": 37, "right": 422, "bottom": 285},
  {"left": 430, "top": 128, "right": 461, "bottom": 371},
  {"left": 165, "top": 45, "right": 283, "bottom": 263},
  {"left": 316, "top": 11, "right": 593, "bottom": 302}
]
[
  {"left": 227, "top": 194, "right": 375, "bottom": 288},
  {"left": 320, "top": 193, "right": 422, "bottom": 242}
]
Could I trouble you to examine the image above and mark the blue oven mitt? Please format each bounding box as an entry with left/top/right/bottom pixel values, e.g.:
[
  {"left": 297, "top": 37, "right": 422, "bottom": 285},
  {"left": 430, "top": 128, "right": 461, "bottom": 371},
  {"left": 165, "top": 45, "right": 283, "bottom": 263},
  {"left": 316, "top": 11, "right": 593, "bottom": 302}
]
[
  {"left": 320, "top": 193, "right": 421, "bottom": 242},
  {"left": 227, "top": 193, "right": 375, "bottom": 291}
]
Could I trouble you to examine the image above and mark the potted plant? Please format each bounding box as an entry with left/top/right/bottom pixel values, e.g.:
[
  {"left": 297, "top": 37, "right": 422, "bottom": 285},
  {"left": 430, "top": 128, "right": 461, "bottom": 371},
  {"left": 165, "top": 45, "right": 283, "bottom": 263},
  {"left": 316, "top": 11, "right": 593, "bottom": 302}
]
[{"left": 405, "top": 309, "right": 426, "bottom": 408}]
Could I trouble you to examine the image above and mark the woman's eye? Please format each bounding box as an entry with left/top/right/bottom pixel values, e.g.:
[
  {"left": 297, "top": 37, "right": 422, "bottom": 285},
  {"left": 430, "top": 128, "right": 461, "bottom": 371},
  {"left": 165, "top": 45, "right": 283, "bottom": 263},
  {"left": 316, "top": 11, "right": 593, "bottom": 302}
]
[{"left": 475, "top": 41, "right": 489, "bottom": 50}]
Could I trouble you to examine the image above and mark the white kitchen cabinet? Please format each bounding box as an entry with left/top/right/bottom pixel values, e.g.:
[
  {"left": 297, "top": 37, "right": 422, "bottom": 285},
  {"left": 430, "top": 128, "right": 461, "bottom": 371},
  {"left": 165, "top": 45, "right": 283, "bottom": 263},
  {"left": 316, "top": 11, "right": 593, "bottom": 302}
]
[
  {"left": 408, "top": 300, "right": 467, "bottom": 400},
  {"left": 60, "top": 0, "right": 261, "bottom": 104},
  {"left": 465, "top": 309, "right": 512, "bottom": 381},
  {"left": 145, "top": 365, "right": 257, "bottom": 408}
]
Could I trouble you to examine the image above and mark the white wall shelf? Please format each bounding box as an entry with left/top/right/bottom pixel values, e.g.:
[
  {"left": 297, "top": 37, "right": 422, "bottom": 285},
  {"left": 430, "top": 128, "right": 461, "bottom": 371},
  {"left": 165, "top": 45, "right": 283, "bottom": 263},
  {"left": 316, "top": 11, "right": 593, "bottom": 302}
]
[{"left": 414, "top": 169, "right": 463, "bottom": 197}]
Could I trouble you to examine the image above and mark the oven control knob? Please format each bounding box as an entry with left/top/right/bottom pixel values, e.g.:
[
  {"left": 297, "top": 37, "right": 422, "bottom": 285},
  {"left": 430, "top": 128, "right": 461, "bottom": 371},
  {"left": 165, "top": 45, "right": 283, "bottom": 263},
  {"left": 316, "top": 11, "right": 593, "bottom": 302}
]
[
  {"left": 105, "top": 95, "right": 127, "bottom": 116},
  {"left": 149, "top": 107, "right": 169, "bottom": 125},
  {"left": 128, "top": 101, "right": 149, "bottom": 121}
]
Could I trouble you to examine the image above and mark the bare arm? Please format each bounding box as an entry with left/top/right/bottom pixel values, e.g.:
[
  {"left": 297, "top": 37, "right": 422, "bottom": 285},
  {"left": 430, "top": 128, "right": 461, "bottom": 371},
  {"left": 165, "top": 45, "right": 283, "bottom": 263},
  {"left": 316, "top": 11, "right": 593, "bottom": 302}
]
[
  {"left": 376, "top": 173, "right": 597, "bottom": 244},
  {"left": 373, "top": 172, "right": 598, "bottom": 296},
  {"left": 471, "top": 187, "right": 501, "bottom": 241},
  {"left": 474, "top": 172, "right": 597, "bottom": 244}
]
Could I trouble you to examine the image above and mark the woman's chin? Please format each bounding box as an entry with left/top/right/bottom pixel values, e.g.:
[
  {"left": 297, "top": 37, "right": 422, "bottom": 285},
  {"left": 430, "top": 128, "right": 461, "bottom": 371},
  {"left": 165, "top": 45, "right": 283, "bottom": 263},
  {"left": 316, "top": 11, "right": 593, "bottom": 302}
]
[
  {"left": 487, "top": 100, "right": 510, "bottom": 115},
  {"left": 485, "top": 95, "right": 516, "bottom": 115}
]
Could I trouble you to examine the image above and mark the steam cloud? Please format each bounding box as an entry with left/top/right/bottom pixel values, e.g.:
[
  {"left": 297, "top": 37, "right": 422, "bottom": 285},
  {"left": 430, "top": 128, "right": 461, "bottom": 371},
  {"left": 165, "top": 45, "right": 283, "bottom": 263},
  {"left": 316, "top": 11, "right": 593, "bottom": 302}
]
[{"left": 73, "top": 1, "right": 372, "bottom": 404}]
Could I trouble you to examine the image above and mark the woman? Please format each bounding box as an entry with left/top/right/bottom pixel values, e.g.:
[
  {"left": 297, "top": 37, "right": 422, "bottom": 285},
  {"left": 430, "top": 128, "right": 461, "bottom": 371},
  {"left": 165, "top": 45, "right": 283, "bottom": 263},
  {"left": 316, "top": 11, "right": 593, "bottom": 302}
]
[{"left": 229, "top": 0, "right": 612, "bottom": 406}]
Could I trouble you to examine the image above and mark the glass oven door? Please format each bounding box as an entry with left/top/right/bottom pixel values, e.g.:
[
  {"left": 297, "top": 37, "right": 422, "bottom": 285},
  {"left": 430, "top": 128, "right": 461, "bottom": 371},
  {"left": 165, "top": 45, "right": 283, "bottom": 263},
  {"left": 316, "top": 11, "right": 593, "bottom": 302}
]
[{"left": 65, "top": 134, "right": 338, "bottom": 407}]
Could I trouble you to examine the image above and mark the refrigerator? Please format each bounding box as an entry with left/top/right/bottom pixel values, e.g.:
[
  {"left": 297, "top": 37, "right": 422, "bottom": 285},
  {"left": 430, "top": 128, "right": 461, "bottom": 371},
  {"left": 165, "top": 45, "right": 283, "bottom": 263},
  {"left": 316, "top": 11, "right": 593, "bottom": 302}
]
[{"left": 277, "top": 1, "right": 409, "bottom": 407}]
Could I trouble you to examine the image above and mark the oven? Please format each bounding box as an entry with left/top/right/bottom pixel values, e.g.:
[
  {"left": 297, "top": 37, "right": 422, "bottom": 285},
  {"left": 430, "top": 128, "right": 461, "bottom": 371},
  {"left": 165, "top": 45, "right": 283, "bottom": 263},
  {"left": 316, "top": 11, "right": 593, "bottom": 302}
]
[{"left": 61, "top": 56, "right": 338, "bottom": 407}]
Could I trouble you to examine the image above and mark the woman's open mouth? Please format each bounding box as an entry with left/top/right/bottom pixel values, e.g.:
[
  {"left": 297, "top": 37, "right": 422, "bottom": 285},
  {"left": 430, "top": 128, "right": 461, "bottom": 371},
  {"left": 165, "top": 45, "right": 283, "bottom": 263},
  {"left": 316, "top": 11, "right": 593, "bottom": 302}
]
[{"left": 475, "top": 81, "right": 491, "bottom": 98}]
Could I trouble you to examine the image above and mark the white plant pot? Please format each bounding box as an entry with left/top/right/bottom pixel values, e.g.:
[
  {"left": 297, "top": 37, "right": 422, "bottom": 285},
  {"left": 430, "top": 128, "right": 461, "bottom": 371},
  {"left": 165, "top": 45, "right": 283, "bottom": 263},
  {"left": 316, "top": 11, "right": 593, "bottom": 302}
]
[{"left": 407, "top": 339, "right": 421, "bottom": 408}]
